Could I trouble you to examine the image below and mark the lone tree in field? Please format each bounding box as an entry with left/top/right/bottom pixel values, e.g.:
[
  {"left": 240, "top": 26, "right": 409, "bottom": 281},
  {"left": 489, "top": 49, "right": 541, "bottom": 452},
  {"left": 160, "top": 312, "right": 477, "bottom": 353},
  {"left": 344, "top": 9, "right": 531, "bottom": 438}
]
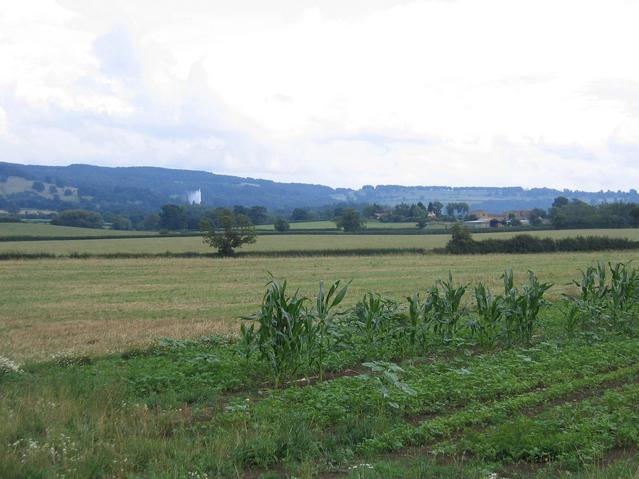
[
  {"left": 334, "top": 208, "right": 365, "bottom": 232},
  {"left": 445, "top": 223, "right": 475, "bottom": 254},
  {"left": 274, "top": 217, "right": 290, "bottom": 232},
  {"left": 200, "top": 208, "right": 256, "bottom": 256}
]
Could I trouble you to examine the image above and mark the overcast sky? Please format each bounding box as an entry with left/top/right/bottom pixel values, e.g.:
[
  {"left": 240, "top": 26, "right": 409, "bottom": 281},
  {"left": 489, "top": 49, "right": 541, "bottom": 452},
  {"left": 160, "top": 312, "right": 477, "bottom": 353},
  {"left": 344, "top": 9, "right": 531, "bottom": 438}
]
[{"left": 1, "top": 0, "right": 638, "bottom": 190}]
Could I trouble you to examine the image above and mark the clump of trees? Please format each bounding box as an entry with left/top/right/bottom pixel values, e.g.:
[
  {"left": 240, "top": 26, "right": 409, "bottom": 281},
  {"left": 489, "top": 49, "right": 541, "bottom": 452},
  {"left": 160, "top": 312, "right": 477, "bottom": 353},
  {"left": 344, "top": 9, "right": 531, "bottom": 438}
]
[
  {"left": 549, "top": 197, "right": 639, "bottom": 229},
  {"left": 51, "top": 209, "right": 104, "bottom": 229},
  {"left": 200, "top": 208, "right": 257, "bottom": 256},
  {"left": 334, "top": 208, "right": 365, "bottom": 232},
  {"left": 446, "top": 224, "right": 639, "bottom": 255}
]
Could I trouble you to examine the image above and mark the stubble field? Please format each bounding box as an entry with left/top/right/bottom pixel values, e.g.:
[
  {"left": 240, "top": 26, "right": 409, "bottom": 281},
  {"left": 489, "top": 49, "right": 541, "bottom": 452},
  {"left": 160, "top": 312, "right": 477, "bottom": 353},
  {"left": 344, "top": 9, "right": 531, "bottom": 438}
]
[{"left": 3, "top": 250, "right": 639, "bottom": 359}]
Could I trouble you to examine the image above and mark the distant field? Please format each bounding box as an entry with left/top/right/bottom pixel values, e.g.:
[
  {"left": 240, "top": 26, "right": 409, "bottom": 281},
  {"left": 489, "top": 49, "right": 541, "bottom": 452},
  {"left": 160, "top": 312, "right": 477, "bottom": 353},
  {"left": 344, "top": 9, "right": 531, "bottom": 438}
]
[
  {"left": 0, "top": 222, "right": 153, "bottom": 238},
  {"left": 1, "top": 228, "right": 639, "bottom": 255},
  {"left": 3, "top": 249, "right": 639, "bottom": 359},
  {"left": 257, "top": 219, "right": 445, "bottom": 230}
]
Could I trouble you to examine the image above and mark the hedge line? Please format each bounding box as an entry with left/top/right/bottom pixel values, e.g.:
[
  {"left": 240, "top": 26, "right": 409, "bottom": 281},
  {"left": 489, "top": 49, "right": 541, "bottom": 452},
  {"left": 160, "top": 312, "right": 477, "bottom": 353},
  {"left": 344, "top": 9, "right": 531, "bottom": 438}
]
[
  {"left": 0, "top": 248, "right": 429, "bottom": 261},
  {"left": 446, "top": 234, "right": 639, "bottom": 254}
]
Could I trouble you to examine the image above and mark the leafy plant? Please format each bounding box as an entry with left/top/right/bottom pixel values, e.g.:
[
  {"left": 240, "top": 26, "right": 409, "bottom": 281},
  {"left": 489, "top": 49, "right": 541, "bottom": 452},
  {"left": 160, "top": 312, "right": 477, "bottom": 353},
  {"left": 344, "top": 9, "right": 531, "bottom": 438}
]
[
  {"left": 469, "top": 282, "right": 503, "bottom": 348},
  {"left": 564, "top": 262, "right": 639, "bottom": 333},
  {"left": 243, "top": 277, "right": 311, "bottom": 387},
  {"left": 501, "top": 270, "right": 552, "bottom": 345},
  {"left": 308, "top": 280, "right": 350, "bottom": 381},
  {"left": 353, "top": 292, "right": 398, "bottom": 349},
  {"left": 362, "top": 361, "right": 417, "bottom": 409},
  {"left": 405, "top": 292, "right": 427, "bottom": 350},
  {"left": 427, "top": 273, "right": 468, "bottom": 342}
]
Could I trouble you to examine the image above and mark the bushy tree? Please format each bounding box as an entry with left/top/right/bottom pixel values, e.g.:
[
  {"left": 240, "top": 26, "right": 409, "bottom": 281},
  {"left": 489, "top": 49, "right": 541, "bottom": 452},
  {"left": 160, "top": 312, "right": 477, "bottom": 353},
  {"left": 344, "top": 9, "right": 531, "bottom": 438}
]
[
  {"left": 159, "top": 204, "right": 186, "bottom": 230},
  {"left": 445, "top": 223, "right": 475, "bottom": 253},
  {"left": 32, "top": 181, "right": 45, "bottom": 193},
  {"left": 52, "top": 209, "right": 104, "bottom": 229},
  {"left": 274, "top": 217, "right": 290, "bottom": 232},
  {"left": 334, "top": 208, "right": 364, "bottom": 232},
  {"left": 110, "top": 215, "right": 133, "bottom": 230},
  {"left": 528, "top": 208, "right": 547, "bottom": 226},
  {"left": 431, "top": 201, "right": 444, "bottom": 217},
  {"left": 291, "top": 208, "right": 309, "bottom": 221},
  {"left": 201, "top": 208, "right": 257, "bottom": 256},
  {"left": 446, "top": 202, "right": 470, "bottom": 218},
  {"left": 142, "top": 214, "right": 160, "bottom": 231}
]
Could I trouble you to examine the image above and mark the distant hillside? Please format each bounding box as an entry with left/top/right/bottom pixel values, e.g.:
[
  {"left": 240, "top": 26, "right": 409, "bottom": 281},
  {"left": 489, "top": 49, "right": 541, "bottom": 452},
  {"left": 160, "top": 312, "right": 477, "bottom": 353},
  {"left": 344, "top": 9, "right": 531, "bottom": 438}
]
[{"left": 1, "top": 161, "right": 638, "bottom": 214}]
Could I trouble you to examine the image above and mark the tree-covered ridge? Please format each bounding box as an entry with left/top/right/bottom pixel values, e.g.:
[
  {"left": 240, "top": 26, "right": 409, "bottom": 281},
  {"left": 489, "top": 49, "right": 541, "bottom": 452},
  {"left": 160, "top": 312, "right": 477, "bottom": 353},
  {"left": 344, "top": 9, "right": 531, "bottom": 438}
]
[{"left": 2, "top": 161, "right": 639, "bottom": 214}]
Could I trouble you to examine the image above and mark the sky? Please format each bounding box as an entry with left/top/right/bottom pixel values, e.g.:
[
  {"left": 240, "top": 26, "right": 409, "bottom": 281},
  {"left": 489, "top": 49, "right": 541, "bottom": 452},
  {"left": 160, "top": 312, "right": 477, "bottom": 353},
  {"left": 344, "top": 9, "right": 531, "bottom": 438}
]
[{"left": 1, "top": 0, "right": 638, "bottom": 190}]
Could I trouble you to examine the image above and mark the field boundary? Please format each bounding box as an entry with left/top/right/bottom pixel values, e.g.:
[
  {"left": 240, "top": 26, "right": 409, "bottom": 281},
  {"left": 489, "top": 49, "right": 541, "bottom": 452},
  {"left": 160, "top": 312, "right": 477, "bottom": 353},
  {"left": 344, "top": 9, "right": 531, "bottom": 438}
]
[
  {"left": 0, "top": 225, "right": 559, "bottom": 241},
  {"left": 0, "top": 248, "right": 432, "bottom": 260}
]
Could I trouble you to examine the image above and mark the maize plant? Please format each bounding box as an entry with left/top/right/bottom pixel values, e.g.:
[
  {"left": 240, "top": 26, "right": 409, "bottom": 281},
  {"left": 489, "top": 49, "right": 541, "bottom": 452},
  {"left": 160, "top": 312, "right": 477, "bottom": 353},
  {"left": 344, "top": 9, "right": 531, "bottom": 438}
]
[
  {"left": 426, "top": 273, "right": 468, "bottom": 342},
  {"left": 308, "top": 279, "right": 350, "bottom": 381},
  {"left": 501, "top": 270, "right": 552, "bottom": 345},
  {"left": 565, "top": 262, "right": 639, "bottom": 333},
  {"left": 468, "top": 282, "right": 503, "bottom": 348},
  {"left": 243, "top": 277, "right": 311, "bottom": 387},
  {"left": 354, "top": 292, "right": 398, "bottom": 349}
]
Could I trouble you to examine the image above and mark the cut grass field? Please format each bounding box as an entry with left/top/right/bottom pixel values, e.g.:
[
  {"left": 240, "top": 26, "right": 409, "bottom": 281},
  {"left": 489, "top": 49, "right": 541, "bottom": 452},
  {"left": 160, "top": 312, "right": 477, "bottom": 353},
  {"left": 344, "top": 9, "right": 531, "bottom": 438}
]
[
  {"left": 3, "top": 250, "right": 639, "bottom": 360},
  {"left": 256, "top": 220, "right": 434, "bottom": 230},
  {"left": 1, "top": 228, "right": 639, "bottom": 255},
  {"left": 0, "top": 222, "right": 153, "bottom": 238}
]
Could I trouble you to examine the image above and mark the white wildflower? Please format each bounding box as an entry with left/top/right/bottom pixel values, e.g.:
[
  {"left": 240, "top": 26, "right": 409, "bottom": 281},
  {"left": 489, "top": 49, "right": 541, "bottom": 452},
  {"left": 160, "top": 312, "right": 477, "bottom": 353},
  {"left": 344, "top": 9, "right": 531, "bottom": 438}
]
[{"left": 0, "top": 356, "right": 22, "bottom": 374}]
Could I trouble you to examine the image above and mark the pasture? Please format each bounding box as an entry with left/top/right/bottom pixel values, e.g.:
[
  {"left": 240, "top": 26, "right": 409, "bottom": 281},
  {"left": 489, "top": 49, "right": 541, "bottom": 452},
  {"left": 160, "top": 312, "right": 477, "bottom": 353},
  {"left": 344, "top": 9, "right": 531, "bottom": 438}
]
[
  {"left": 0, "top": 222, "right": 153, "bottom": 238},
  {"left": 1, "top": 228, "right": 639, "bottom": 256},
  {"left": 3, "top": 250, "right": 639, "bottom": 360}
]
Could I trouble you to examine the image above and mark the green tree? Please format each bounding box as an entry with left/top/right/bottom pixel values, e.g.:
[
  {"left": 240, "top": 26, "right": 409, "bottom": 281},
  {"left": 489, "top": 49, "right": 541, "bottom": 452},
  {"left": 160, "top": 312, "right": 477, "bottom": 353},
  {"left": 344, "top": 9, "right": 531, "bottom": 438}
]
[
  {"left": 52, "top": 209, "right": 104, "bottom": 229},
  {"left": 291, "top": 208, "right": 309, "bottom": 221},
  {"left": 159, "top": 204, "right": 187, "bottom": 230},
  {"left": 201, "top": 208, "right": 257, "bottom": 256},
  {"left": 552, "top": 196, "right": 569, "bottom": 208},
  {"left": 110, "top": 215, "right": 133, "bottom": 230},
  {"left": 32, "top": 181, "right": 45, "bottom": 193},
  {"left": 431, "top": 201, "right": 444, "bottom": 217},
  {"left": 630, "top": 206, "right": 639, "bottom": 227},
  {"left": 248, "top": 206, "right": 268, "bottom": 225},
  {"left": 445, "top": 223, "right": 476, "bottom": 253},
  {"left": 274, "top": 217, "right": 290, "bottom": 232},
  {"left": 334, "top": 208, "right": 364, "bottom": 232},
  {"left": 528, "top": 208, "right": 546, "bottom": 226},
  {"left": 142, "top": 214, "right": 160, "bottom": 231}
]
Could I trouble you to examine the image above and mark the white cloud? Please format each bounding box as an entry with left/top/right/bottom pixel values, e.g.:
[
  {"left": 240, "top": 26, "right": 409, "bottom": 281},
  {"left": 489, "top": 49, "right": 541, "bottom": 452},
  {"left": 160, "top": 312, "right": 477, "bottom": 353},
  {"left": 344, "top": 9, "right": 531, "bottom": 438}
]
[{"left": 0, "top": 0, "right": 638, "bottom": 190}]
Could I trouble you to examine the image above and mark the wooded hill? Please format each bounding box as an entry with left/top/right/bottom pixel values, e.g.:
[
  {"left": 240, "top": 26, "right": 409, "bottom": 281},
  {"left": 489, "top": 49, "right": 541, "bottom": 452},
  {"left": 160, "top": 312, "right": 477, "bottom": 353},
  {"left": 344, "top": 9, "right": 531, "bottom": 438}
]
[{"left": 2, "top": 161, "right": 638, "bottom": 214}]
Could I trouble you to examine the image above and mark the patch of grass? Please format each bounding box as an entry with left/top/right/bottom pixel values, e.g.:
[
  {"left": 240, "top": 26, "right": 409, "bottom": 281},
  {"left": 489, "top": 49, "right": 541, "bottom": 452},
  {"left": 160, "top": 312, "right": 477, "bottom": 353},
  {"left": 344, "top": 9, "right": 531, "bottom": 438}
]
[
  {"left": 4, "top": 251, "right": 639, "bottom": 359},
  {"left": 0, "top": 222, "right": 155, "bottom": 238},
  {"left": 2, "top": 228, "right": 639, "bottom": 254}
]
